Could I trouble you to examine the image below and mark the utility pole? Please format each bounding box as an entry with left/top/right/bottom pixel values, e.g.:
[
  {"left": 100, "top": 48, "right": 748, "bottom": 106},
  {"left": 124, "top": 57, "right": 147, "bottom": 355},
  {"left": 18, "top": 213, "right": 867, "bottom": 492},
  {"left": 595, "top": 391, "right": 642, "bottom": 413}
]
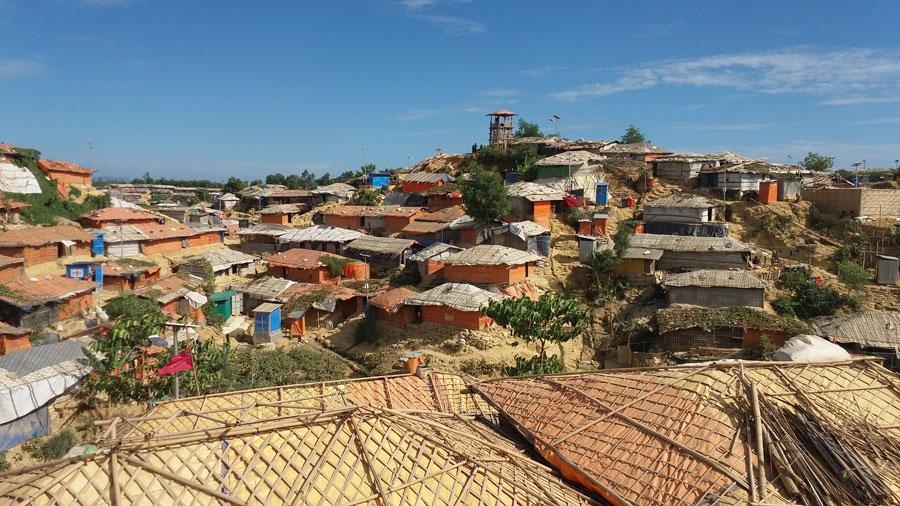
[
  {"left": 550, "top": 115, "right": 560, "bottom": 137},
  {"left": 164, "top": 321, "right": 200, "bottom": 399},
  {"left": 362, "top": 147, "right": 367, "bottom": 170},
  {"left": 852, "top": 162, "right": 862, "bottom": 187},
  {"left": 360, "top": 253, "right": 371, "bottom": 301}
]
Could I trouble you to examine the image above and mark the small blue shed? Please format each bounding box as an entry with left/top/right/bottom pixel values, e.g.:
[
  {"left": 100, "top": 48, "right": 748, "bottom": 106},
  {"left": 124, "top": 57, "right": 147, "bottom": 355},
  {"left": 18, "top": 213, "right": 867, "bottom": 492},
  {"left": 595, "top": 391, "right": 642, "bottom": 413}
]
[
  {"left": 253, "top": 302, "right": 283, "bottom": 344},
  {"left": 91, "top": 232, "right": 105, "bottom": 257},
  {"left": 65, "top": 259, "right": 103, "bottom": 284},
  {"left": 595, "top": 182, "right": 609, "bottom": 206},
  {"left": 368, "top": 173, "right": 391, "bottom": 189}
]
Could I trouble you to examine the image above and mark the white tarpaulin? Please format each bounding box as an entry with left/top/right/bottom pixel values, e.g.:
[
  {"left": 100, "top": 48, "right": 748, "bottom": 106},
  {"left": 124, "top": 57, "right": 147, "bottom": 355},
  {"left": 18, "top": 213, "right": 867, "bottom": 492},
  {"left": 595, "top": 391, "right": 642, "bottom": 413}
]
[
  {"left": 0, "top": 162, "right": 42, "bottom": 194},
  {"left": 774, "top": 334, "right": 852, "bottom": 363},
  {"left": 185, "top": 291, "right": 208, "bottom": 309},
  {"left": 0, "top": 360, "right": 90, "bottom": 425}
]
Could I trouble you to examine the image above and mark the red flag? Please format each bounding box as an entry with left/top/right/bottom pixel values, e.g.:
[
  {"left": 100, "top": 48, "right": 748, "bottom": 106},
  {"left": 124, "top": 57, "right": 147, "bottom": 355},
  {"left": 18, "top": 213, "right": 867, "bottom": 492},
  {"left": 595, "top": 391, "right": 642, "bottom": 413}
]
[{"left": 157, "top": 346, "right": 193, "bottom": 376}]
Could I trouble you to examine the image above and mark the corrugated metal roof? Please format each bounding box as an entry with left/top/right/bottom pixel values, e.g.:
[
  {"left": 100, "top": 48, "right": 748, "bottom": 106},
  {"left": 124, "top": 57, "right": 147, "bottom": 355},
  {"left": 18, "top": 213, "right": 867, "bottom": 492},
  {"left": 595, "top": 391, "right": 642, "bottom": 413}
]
[
  {"left": 344, "top": 236, "right": 416, "bottom": 256},
  {"left": 322, "top": 205, "right": 422, "bottom": 218},
  {"left": 311, "top": 182, "right": 356, "bottom": 197},
  {"left": 629, "top": 233, "right": 752, "bottom": 253},
  {"left": 181, "top": 248, "right": 257, "bottom": 272},
  {"left": 402, "top": 172, "right": 455, "bottom": 184},
  {"left": 100, "top": 224, "right": 150, "bottom": 243},
  {"left": 663, "top": 269, "right": 767, "bottom": 289},
  {"left": 812, "top": 310, "right": 900, "bottom": 349},
  {"left": 509, "top": 220, "right": 550, "bottom": 237},
  {"left": 236, "top": 223, "right": 292, "bottom": 237},
  {"left": 276, "top": 225, "right": 363, "bottom": 244},
  {"left": 534, "top": 150, "right": 606, "bottom": 166},
  {"left": 405, "top": 282, "right": 501, "bottom": 312},
  {"left": 401, "top": 220, "right": 450, "bottom": 234},
  {"left": 134, "top": 222, "right": 197, "bottom": 240},
  {"left": 0, "top": 340, "right": 86, "bottom": 377},
  {"left": 445, "top": 244, "right": 542, "bottom": 266},
  {"left": 644, "top": 193, "right": 717, "bottom": 209},
  {"left": 598, "top": 142, "right": 672, "bottom": 154},
  {"left": 234, "top": 276, "right": 295, "bottom": 299},
  {"left": 506, "top": 181, "right": 568, "bottom": 201},
  {"left": 621, "top": 247, "right": 664, "bottom": 260},
  {"left": 407, "top": 242, "right": 464, "bottom": 262},
  {"left": 134, "top": 274, "right": 203, "bottom": 304},
  {"left": 416, "top": 205, "right": 466, "bottom": 223}
]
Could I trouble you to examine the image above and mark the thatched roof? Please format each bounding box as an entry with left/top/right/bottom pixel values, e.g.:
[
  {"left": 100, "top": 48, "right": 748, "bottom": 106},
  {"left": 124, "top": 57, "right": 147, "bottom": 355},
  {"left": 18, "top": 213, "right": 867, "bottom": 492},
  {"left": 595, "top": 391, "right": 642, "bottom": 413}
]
[
  {"left": 656, "top": 305, "right": 809, "bottom": 335},
  {"left": 812, "top": 310, "right": 900, "bottom": 350},
  {"left": 663, "top": 269, "right": 767, "bottom": 289},
  {"left": 644, "top": 193, "right": 717, "bottom": 209}
]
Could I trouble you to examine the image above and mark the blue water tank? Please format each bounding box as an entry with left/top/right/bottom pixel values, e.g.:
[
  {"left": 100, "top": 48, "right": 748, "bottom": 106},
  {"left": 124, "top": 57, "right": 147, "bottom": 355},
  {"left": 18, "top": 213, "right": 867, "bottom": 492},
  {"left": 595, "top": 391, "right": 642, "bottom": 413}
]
[
  {"left": 595, "top": 182, "right": 609, "bottom": 205},
  {"left": 91, "top": 233, "right": 105, "bottom": 256}
]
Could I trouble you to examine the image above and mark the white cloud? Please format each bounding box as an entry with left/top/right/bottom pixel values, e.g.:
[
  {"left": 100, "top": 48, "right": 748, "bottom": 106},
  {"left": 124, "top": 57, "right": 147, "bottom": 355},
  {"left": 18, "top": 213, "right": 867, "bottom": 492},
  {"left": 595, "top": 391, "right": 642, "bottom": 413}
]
[
  {"left": 552, "top": 48, "right": 900, "bottom": 105},
  {"left": 416, "top": 13, "right": 484, "bottom": 35},
  {"left": 851, "top": 117, "right": 900, "bottom": 125},
  {"left": 520, "top": 65, "right": 566, "bottom": 78},
  {"left": 0, "top": 59, "right": 44, "bottom": 79},
  {"left": 481, "top": 88, "right": 522, "bottom": 99},
  {"left": 820, "top": 95, "right": 900, "bottom": 106}
]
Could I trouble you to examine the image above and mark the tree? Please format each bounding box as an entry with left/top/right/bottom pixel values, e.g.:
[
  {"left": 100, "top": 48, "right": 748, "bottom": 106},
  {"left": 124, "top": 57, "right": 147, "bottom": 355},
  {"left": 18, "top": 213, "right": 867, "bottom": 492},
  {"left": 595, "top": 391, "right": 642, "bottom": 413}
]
[
  {"left": 800, "top": 152, "right": 834, "bottom": 172},
  {"left": 514, "top": 118, "right": 542, "bottom": 138},
  {"left": 483, "top": 293, "right": 590, "bottom": 375},
  {"left": 317, "top": 172, "right": 333, "bottom": 186},
  {"left": 266, "top": 173, "right": 287, "bottom": 186},
  {"left": 348, "top": 188, "right": 379, "bottom": 205},
  {"left": 837, "top": 261, "right": 869, "bottom": 291},
  {"left": 359, "top": 163, "right": 376, "bottom": 176},
  {"left": 620, "top": 124, "right": 648, "bottom": 144},
  {"left": 460, "top": 164, "right": 510, "bottom": 222},
  {"left": 222, "top": 177, "right": 246, "bottom": 194}
]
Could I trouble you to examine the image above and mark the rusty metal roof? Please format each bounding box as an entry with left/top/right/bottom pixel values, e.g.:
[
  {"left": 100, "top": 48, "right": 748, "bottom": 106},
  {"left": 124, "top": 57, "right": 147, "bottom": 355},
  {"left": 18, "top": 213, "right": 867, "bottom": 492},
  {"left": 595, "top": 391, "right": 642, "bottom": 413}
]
[
  {"left": 79, "top": 207, "right": 159, "bottom": 223},
  {"left": 38, "top": 159, "right": 95, "bottom": 175},
  {"left": 133, "top": 274, "right": 203, "bottom": 304}
]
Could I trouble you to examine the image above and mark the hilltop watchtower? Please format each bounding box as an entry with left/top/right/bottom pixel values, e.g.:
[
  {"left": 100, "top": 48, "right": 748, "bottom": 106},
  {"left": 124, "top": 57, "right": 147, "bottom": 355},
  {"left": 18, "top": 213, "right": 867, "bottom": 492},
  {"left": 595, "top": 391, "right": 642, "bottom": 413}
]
[{"left": 487, "top": 109, "right": 516, "bottom": 148}]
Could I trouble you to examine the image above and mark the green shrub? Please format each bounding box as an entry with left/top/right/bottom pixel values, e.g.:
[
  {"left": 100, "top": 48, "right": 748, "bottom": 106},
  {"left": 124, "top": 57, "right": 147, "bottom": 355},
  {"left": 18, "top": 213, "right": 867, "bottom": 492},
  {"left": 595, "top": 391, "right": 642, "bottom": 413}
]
[
  {"left": 320, "top": 256, "right": 351, "bottom": 277},
  {"left": 754, "top": 335, "right": 777, "bottom": 361},
  {"left": 777, "top": 267, "right": 853, "bottom": 319},
  {"left": 0, "top": 452, "right": 10, "bottom": 472},
  {"left": 222, "top": 346, "right": 349, "bottom": 391},
  {"left": 23, "top": 429, "right": 77, "bottom": 461},
  {"left": 831, "top": 235, "right": 869, "bottom": 264},
  {"left": 103, "top": 293, "right": 162, "bottom": 320},
  {"left": 504, "top": 354, "right": 563, "bottom": 376},
  {"left": 836, "top": 261, "right": 869, "bottom": 291},
  {"left": 772, "top": 297, "right": 797, "bottom": 317}
]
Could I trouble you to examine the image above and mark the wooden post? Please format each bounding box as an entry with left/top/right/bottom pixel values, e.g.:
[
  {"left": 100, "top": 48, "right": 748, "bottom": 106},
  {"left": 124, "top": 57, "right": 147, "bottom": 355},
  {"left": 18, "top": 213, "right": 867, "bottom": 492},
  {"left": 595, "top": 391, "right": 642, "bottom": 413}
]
[{"left": 751, "top": 382, "right": 767, "bottom": 499}]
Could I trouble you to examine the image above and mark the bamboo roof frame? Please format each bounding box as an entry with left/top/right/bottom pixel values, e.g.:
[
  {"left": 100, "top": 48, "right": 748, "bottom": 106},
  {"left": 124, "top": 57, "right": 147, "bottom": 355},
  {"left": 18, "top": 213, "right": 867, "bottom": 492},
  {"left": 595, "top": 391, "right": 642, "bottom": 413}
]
[
  {"left": 0, "top": 407, "right": 599, "bottom": 505},
  {"left": 474, "top": 359, "right": 900, "bottom": 506}
]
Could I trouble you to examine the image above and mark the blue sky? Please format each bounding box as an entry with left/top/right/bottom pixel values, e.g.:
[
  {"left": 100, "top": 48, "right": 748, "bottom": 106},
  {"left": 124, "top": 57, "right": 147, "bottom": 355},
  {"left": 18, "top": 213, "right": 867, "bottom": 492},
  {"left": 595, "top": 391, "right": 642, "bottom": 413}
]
[{"left": 2, "top": 0, "right": 900, "bottom": 180}]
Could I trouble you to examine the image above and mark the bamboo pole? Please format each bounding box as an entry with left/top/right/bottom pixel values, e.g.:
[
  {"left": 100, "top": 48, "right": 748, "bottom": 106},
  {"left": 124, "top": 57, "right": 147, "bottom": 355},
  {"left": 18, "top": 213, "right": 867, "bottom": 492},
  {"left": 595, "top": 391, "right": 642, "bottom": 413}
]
[
  {"left": 751, "top": 382, "right": 767, "bottom": 500},
  {"left": 123, "top": 455, "right": 245, "bottom": 505}
]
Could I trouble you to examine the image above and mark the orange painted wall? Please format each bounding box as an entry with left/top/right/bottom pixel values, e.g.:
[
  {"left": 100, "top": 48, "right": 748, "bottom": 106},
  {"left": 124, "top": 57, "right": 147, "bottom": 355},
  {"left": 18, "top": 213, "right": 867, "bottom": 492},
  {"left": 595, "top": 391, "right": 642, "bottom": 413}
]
[
  {"left": 0, "top": 263, "right": 23, "bottom": 283},
  {"left": 47, "top": 170, "right": 92, "bottom": 186},
  {"left": 532, "top": 201, "right": 552, "bottom": 229},
  {"left": 402, "top": 180, "right": 441, "bottom": 193},
  {"left": 187, "top": 231, "right": 222, "bottom": 248},
  {"left": 444, "top": 263, "right": 526, "bottom": 285},
  {"left": 260, "top": 213, "right": 290, "bottom": 225},
  {"left": 342, "top": 262, "right": 369, "bottom": 280},
  {"left": 0, "top": 333, "right": 30, "bottom": 355},
  {"left": 0, "top": 244, "right": 67, "bottom": 267},
  {"left": 384, "top": 214, "right": 419, "bottom": 232},
  {"left": 104, "top": 270, "right": 160, "bottom": 292},
  {"left": 160, "top": 299, "right": 179, "bottom": 314},
  {"left": 425, "top": 259, "right": 445, "bottom": 277},
  {"left": 376, "top": 306, "right": 416, "bottom": 326},
  {"left": 421, "top": 305, "right": 491, "bottom": 330},
  {"left": 323, "top": 215, "right": 364, "bottom": 229},
  {"left": 58, "top": 291, "right": 94, "bottom": 321},
  {"left": 143, "top": 238, "right": 185, "bottom": 255},
  {"left": 742, "top": 328, "right": 791, "bottom": 349},
  {"left": 269, "top": 264, "right": 337, "bottom": 284},
  {"left": 459, "top": 227, "right": 477, "bottom": 245},
  {"left": 758, "top": 181, "right": 778, "bottom": 204}
]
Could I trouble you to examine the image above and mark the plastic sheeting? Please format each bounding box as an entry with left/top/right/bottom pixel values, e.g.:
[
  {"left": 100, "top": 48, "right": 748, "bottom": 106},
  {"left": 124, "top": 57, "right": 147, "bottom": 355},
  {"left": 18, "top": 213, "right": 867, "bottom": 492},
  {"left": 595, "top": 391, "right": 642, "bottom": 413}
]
[
  {"left": 0, "top": 162, "right": 42, "bottom": 194},
  {"left": 774, "top": 334, "right": 853, "bottom": 362},
  {"left": 0, "top": 406, "right": 49, "bottom": 451},
  {"left": 0, "top": 360, "right": 89, "bottom": 426}
]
